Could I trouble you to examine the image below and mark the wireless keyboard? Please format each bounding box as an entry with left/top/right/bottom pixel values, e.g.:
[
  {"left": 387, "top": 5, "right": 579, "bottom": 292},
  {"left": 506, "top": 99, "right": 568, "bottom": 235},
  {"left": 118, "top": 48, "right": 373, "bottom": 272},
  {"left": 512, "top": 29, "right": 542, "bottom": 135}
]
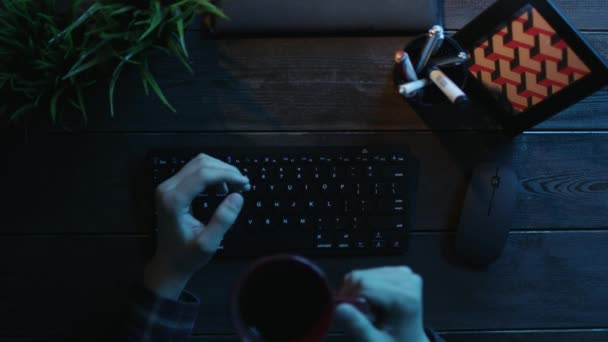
[{"left": 150, "top": 146, "right": 418, "bottom": 257}]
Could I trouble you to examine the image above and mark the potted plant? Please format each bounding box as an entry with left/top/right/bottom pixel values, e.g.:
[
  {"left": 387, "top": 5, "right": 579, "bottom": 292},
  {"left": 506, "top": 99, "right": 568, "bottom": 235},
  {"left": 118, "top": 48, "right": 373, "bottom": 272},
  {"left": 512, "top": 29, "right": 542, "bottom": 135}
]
[{"left": 0, "top": 0, "right": 225, "bottom": 128}]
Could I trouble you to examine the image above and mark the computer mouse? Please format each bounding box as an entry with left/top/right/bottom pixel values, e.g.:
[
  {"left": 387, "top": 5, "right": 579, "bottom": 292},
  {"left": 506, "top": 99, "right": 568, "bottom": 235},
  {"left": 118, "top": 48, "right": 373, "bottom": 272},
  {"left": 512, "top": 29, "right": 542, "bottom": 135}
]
[{"left": 455, "top": 163, "right": 518, "bottom": 266}]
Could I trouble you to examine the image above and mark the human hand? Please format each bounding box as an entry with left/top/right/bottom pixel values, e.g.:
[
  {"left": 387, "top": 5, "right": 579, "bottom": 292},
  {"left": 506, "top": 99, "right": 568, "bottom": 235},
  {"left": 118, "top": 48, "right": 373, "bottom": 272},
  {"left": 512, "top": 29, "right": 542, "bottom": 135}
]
[
  {"left": 144, "top": 154, "right": 250, "bottom": 300},
  {"left": 334, "top": 266, "right": 430, "bottom": 342}
]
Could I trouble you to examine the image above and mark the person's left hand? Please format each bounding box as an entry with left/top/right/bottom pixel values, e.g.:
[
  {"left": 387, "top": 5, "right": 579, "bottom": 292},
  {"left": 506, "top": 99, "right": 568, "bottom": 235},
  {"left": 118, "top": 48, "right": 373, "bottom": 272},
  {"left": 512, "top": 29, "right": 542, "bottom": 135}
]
[{"left": 144, "top": 153, "right": 250, "bottom": 300}]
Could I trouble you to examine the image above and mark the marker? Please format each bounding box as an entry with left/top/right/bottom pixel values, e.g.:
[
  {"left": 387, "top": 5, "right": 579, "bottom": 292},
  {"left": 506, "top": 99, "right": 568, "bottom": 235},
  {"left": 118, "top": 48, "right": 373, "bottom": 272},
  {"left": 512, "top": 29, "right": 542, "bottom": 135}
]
[
  {"left": 394, "top": 49, "right": 405, "bottom": 64},
  {"left": 430, "top": 52, "right": 468, "bottom": 68},
  {"left": 394, "top": 50, "right": 419, "bottom": 81},
  {"left": 402, "top": 52, "right": 419, "bottom": 81},
  {"left": 427, "top": 66, "right": 468, "bottom": 105},
  {"left": 431, "top": 25, "right": 445, "bottom": 55},
  {"left": 416, "top": 25, "right": 443, "bottom": 74},
  {"left": 398, "top": 78, "right": 431, "bottom": 97}
]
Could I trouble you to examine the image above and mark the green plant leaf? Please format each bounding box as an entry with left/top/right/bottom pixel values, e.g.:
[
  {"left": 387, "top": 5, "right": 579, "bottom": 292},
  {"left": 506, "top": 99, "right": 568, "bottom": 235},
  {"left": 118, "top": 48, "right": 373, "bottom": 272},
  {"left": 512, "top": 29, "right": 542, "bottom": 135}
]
[
  {"left": 50, "top": 3, "right": 100, "bottom": 44},
  {"left": 191, "top": 0, "right": 228, "bottom": 19},
  {"left": 168, "top": 38, "right": 193, "bottom": 74},
  {"left": 68, "top": 98, "right": 81, "bottom": 110},
  {"left": 151, "top": 44, "right": 171, "bottom": 54},
  {"left": 5, "top": 1, "right": 31, "bottom": 21},
  {"left": 9, "top": 103, "right": 35, "bottom": 122},
  {"left": 109, "top": 61, "right": 127, "bottom": 117},
  {"left": 17, "top": 79, "right": 47, "bottom": 87},
  {"left": 33, "top": 94, "right": 43, "bottom": 107},
  {"left": 173, "top": 0, "right": 228, "bottom": 19},
  {"left": 50, "top": 88, "right": 64, "bottom": 124},
  {"left": 110, "top": 5, "right": 135, "bottom": 16},
  {"left": 176, "top": 16, "right": 188, "bottom": 57},
  {"left": 33, "top": 59, "right": 55, "bottom": 70},
  {"left": 75, "top": 85, "right": 88, "bottom": 125},
  {"left": 36, "top": 12, "right": 56, "bottom": 25},
  {"left": 139, "top": 1, "right": 163, "bottom": 41},
  {"left": 85, "top": 21, "right": 120, "bottom": 37},
  {"left": 69, "top": 0, "right": 81, "bottom": 16},
  {"left": 0, "top": 34, "right": 24, "bottom": 49},
  {"left": 99, "top": 32, "right": 129, "bottom": 40},
  {"left": 142, "top": 75, "right": 149, "bottom": 96},
  {"left": 63, "top": 41, "right": 111, "bottom": 79},
  {"left": 108, "top": 42, "right": 148, "bottom": 116},
  {"left": 0, "top": 14, "right": 17, "bottom": 31},
  {"left": 2, "top": 0, "right": 223, "bottom": 127},
  {"left": 63, "top": 53, "right": 110, "bottom": 80},
  {"left": 139, "top": 59, "right": 176, "bottom": 113}
]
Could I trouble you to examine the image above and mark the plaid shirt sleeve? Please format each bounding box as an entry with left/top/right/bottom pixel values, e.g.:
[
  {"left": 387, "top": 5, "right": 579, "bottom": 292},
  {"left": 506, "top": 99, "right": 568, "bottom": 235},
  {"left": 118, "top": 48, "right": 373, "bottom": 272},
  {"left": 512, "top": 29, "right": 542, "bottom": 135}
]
[
  {"left": 124, "top": 284, "right": 200, "bottom": 342},
  {"left": 121, "top": 284, "right": 444, "bottom": 342}
]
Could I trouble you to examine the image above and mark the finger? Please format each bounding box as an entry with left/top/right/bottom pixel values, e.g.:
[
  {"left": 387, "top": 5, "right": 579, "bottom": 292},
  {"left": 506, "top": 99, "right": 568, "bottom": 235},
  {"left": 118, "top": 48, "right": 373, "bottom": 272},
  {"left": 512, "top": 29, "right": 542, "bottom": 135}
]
[
  {"left": 188, "top": 154, "right": 238, "bottom": 173},
  {"left": 335, "top": 303, "right": 379, "bottom": 342},
  {"left": 201, "top": 161, "right": 246, "bottom": 181},
  {"left": 172, "top": 167, "right": 249, "bottom": 209},
  {"left": 194, "top": 155, "right": 250, "bottom": 183},
  {"left": 198, "top": 193, "right": 244, "bottom": 252},
  {"left": 170, "top": 153, "right": 245, "bottom": 186},
  {"left": 230, "top": 182, "right": 252, "bottom": 193},
  {"left": 216, "top": 182, "right": 230, "bottom": 195},
  {"left": 346, "top": 269, "right": 401, "bottom": 310},
  {"left": 338, "top": 274, "right": 362, "bottom": 298},
  {"left": 349, "top": 267, "right": 421, "bottom": 311},
  {"left": 218, "top": 178, "right": 252, "bottom": 193},
  {"left": 204, "top": 161, "right": 252, "bottom": 193}
]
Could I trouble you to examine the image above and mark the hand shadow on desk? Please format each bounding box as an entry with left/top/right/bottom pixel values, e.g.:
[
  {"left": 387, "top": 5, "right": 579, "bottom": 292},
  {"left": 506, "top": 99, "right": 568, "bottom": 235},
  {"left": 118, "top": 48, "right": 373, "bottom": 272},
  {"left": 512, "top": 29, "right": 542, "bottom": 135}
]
[
  {"left": 405, "top": 90, "right": 502, "bottom": 131},
  {"left": 406, "top": 98, "right": 517, "bottom": 269},
  {"left": 438, "top": 135, "right": 517, "bottom": 270}
]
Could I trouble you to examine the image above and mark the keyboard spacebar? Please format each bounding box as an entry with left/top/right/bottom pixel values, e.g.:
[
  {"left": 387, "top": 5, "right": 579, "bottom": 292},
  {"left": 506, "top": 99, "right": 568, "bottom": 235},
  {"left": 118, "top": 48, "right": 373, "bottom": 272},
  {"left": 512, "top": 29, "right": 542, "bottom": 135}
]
[{"left": 219, "top": 230, "right": 312, "bottom": 257}]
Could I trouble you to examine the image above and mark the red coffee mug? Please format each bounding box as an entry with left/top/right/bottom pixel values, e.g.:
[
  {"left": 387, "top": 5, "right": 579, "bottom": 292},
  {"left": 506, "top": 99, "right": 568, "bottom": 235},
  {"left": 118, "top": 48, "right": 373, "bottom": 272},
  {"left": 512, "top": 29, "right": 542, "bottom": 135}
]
[{"left": 231, "top": 255, "right": 372, "bottom": 342}]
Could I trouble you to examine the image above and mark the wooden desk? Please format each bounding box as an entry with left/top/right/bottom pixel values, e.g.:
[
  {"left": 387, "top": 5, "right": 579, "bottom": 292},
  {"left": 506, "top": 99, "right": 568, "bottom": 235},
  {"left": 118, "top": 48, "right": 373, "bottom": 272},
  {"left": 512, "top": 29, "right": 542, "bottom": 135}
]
[{"left": 1, "top": 0, "right": 607, "bottom": 340}]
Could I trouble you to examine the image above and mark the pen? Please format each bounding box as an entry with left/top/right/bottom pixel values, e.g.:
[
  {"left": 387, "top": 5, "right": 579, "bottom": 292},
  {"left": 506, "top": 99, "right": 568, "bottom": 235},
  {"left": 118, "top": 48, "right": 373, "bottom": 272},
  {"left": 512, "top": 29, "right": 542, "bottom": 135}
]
[
  {"left": 416, "top": 25, "right": 443, "bottom": 74},
  {"left": 427, "top": 66, "right": 468, "bottom": 105},
  {"left": 395, "top": 50, "right": 419, "bottom": 82},
  {"left": 431, "top": 25, "right": 444, "bottom": 55},
  {"left": 430, "top": 52, "right": 468, "bottom": 68},
  {"left": 398, "top": 78, "right": 431, "bottom": 97},
  {"left": 394, "top": 49, "right": 405, "bottom": 64}
]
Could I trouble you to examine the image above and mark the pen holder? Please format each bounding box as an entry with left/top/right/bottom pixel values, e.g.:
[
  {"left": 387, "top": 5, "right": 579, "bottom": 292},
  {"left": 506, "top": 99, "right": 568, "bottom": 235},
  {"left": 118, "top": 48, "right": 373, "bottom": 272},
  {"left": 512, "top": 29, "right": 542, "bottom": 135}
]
[{"left": 395, "top": 35, "right": 469, "bottom": 107}]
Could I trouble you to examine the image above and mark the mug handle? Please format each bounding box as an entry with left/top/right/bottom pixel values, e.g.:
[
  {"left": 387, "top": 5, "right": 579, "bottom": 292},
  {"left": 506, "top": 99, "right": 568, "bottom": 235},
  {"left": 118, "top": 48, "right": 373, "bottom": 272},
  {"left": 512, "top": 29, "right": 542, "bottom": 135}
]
[{"left": 335, "top": 296, "right": 377, "bottom": 324}]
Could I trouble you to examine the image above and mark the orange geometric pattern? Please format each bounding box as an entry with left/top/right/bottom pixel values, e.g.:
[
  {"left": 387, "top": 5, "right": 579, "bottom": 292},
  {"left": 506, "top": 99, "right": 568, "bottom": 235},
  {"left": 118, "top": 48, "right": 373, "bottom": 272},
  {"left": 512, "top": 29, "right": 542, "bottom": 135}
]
[{"left": 468, "top": 5, "right": 590, "bottom": 112}]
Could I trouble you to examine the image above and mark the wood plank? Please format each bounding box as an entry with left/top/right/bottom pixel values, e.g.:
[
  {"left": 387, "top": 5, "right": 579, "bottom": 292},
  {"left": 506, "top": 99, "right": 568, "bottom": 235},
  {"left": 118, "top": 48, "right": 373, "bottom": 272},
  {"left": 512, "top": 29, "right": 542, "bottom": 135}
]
[
  {"left": 199, "top": 0, "right": 608, "bottom": 32},
  {"left": 0, "top": 338, "right": 50, "bottom": 342},
  {"left": 0, "top": 236, "right": 148, "bottom": 340},
  {"left": 1, "top": 132, "right": 608, "bottom": 234},
  {"left": 438, "top": 329, "right": 608, "bottom": 342},
  {"left": 213, "top": 0, "right": 439, "bottom": 34},
  {"left": 1, "top": 232, "right": 607, "bottom": 338},
  {"left": 444, "top": 0, "right": 608, "bottom": 31},
  {"left": 188, "top": 329, "right": 608, "bottom": 342},
  {"left": 78, "top": 33, "right": 608, "bottom": 132}
]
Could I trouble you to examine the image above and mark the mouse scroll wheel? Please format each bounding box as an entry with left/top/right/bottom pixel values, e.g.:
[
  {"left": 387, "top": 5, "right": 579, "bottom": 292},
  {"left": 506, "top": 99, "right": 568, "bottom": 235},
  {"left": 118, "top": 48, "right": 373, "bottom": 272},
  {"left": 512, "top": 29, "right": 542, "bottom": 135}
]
[{"left": 491, "top": 176, "right": 500, "bottom": 188}]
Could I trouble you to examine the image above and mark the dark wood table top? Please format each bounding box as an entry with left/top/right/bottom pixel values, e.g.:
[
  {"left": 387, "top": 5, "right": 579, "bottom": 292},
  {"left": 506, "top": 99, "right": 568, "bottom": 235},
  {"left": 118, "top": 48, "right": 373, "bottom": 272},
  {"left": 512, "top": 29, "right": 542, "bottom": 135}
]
[{"left": 1, "top": 0, "right": 607, "bottom": 341}]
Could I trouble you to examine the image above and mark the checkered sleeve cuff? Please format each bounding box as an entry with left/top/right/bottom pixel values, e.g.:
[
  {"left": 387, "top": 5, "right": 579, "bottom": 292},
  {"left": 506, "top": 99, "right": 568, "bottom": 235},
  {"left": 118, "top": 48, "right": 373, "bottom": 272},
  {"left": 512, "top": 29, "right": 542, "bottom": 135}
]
[{"left": 126, "top": 284, "right": 200, "bottom": 342}]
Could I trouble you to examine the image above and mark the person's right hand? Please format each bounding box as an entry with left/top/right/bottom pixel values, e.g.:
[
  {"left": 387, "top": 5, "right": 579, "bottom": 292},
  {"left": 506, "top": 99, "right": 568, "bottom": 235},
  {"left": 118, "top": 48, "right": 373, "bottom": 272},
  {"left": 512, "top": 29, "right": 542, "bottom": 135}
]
[
  {"left": 334, "top": 266, "right": 430, "bottom": 342},
  {"left": 144, "top": 153, "right": 250, "bottom": 300}
]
